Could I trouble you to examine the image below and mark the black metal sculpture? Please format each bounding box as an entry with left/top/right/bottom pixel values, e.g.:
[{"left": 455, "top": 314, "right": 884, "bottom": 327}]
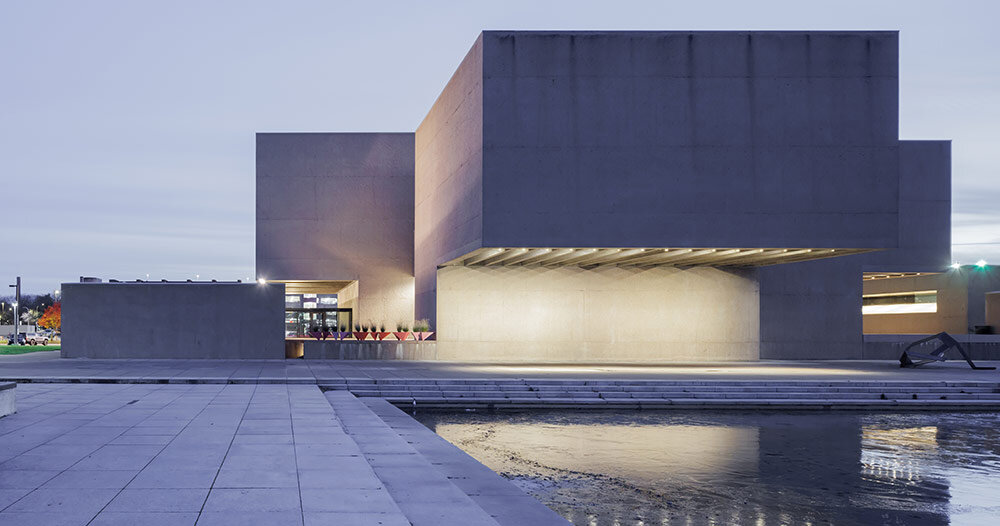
[{"left": 899, "top": 332, "right": 996, "bottom": 370}]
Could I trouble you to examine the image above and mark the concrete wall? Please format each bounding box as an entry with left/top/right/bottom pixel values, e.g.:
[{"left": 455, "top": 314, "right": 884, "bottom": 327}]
[
  {"left": 758, "top": 140, "right": 950, "bottom": 356},
  {"left": 414, "top": 36, "right": 485, "bottom": 322},
  {"left": 966, "top": 267, "right": 1000, "bottom": 329},
  {"left": 479, "top": 31, "right": 900, "bottom": 249},
  {"left": 61, "top": 283, "right": 285, "bottom": 359},
  {"left": 759, "top": 257, "right": 864, "bottom": 359},
  {"left": 256, "top": 133, "right": 415, "bottom": 324},
  {"left": 435, "top": 265, "right": 759, "bottom": 362},
  {"left": 863, "top": 140, "right": 951, "bottom": 271}
]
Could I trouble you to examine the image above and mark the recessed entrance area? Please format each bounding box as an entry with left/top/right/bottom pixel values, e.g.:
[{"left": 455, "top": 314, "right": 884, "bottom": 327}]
[{"left": 275, "top": 280, "right": 357, "bottom": 338}]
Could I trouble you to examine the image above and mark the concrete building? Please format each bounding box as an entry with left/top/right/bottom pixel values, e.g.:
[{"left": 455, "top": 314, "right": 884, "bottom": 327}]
[
  {"left": 60, "top": 30, "right": 959, "bottom": 361},
  {"left": 255, "top": 30, "right": 952, "bottom": 362}
]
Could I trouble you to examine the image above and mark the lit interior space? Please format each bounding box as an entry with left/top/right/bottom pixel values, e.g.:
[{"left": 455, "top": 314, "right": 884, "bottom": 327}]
[
  {"left": 862, "top": 290, "right": 938, "bottom": 315},
  {"left": 273, "top": 280, "right": 357, "bottom": 338}
]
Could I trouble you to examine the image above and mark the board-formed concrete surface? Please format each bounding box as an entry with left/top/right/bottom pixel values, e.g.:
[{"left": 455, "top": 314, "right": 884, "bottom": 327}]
[
  {"left": 61, "top": 282, "right": 285, "bottom": 360},
  {"left": 0, "top": 383, "right": 563, "bottom": 525},
  {"left": 256, "top": 132, "right": 416, "bottom": 324}
]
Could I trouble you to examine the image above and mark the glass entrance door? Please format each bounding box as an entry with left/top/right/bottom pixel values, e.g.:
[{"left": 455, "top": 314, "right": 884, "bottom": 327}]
[{"left": 284, "top": 308, "right": 353, "bottom": 338}]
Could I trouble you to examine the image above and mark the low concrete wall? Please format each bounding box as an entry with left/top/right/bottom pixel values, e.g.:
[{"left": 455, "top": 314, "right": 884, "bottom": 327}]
[
  {"left": 863, "top": 334, "right": 1000, "bottom": 361},
  {"left": 303, "top": 340, "right": 437, "bottom": 360},
  {"left": 0, "top": 383, "right": 15, "bottom": 417},
  {"left": 61, "top": 282, "right": 285, "bottom": 359}
]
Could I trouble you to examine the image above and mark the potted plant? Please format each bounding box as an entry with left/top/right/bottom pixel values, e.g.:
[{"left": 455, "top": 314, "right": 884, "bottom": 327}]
[
  {"left": 376, "top": 322, "right": 391, "bottom": 341},
  {"left": 393, "top": 322, "right": 411, "bottom": 342},
  {"left": 414, "top": 319, "right": 434, "bottom": 341},
  {"left": 339, "top": 322, "right": 350, "bottom": 340},
  {"left": 352, "top": 322, "right": 367, "bottom": 341}
]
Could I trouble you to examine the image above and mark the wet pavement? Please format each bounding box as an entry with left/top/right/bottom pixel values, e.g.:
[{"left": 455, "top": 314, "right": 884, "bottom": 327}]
[{"left": 416, "top": 410, "right": 1000, "bottom": 526}]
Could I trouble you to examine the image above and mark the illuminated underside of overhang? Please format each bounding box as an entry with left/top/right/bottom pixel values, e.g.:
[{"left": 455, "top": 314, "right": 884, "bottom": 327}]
[
  {"left": 270, "top": 280, "right": 355, "bottom": 294},
  {"left": 862, "top": 271, "right": 939, "bottom": 281},
  {"left": 440, "top": 247, "right": 878, "bottom": 269}
]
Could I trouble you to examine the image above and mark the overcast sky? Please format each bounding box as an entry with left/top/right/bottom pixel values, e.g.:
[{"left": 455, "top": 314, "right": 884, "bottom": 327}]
[{"left": 2, "top": 0, "right": 998, "bottom": 294}]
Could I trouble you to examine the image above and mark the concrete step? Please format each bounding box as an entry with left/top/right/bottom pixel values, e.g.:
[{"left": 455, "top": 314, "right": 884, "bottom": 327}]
[
  {"left": 381, "top": 396, "right": 1000, "bottom": 409},
  {"left": 359, "top": 390, "right": 1000, "bottom": 400},
  {"left": 341, "top": 380, "right": 999, "bottom": 388}
]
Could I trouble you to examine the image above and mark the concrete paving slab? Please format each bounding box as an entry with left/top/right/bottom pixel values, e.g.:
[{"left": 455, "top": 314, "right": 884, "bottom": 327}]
[
  {"left": 302, "top": 511, "right": 410, "bottom": 526},
  {"left": 213, "top": 469, "right": 299, "bottom": 488},
  {"left": 300, "top": 486, "right": 403, "bottom": 513},
  {"left": 201, "top": 488, "right": 301, "bottom": 512},
  {"left": 127, "top": 468, "right": 219, "bottom": 489},
  {"left": 105, "top": 488, "right": 209, "bottom": 512},
  {"left": 41, "top": 470, "right": 137, "bottom": 489},
  {"left": 0, "top": 511, "right": 96, "bottom": 526},
  {"left": 0, "top": 489, "right": 31, "bottom": 510},
  {"left": 88, "top": 511, "right": 199, "bottom": 526},
  {"left": 5, "top": 487, "right": 119, "bottom": 514}
]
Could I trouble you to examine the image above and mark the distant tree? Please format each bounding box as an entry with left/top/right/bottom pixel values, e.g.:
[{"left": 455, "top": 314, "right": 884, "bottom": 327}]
[
  {"left": 38, "top": 303, "right": 61, "bottom": 332},
  {"left": 21, "top": 309, "right": 40, "bottom": 325}
]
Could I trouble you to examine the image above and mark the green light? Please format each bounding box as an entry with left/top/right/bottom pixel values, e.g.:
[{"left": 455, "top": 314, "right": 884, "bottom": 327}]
[{"left": 976, "top": 259, "right": 987, "bottom": 268}]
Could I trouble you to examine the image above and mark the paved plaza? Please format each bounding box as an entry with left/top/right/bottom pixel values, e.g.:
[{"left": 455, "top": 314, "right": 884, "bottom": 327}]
[
  {"left": 0, "top": 382, "right": 563, "bottom": 525},
  {"left": 2, "top": 351, "right": 999, "bottom": 383},
  {"left": 1, "top": 353, "right": 999, "bottom": 524}
]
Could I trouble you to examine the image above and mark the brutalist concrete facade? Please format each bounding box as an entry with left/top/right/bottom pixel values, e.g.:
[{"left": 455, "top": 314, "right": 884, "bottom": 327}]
[
  {"left": 256, "top": 133, "right": 416, "bottom": 324},
  {"left": 254, "top": 30, "right": 949, "bottom": 361}
]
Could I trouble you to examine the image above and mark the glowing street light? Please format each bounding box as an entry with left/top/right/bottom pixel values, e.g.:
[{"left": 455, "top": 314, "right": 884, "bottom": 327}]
[
  {"left": 257, "top": 278, "right": 267, "bottom": 285},
  {"left": 976, "top": 259, "right": 988, "bottom": 268},
  {"left": 950, "top": 262, "right": 961, "bottom": 269}
]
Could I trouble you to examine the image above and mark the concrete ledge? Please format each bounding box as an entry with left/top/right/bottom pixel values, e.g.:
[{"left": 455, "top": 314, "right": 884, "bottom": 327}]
[
  {"left": 303, "top": 340, "right": 437, "bottom": 360},
  {"left": 0, "top": 382, "right": 15, "bottom": 417},
  {"left": 360, "top": 397, "right": 570, "bottom": 525},
  {"left": 384, "top": 397, "right": 1000, "bottom": 411}
]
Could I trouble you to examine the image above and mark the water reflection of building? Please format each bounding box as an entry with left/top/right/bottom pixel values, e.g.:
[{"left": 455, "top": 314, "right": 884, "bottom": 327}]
[{"left": 424, "top": 413, "right": 957, "bottom": 526}]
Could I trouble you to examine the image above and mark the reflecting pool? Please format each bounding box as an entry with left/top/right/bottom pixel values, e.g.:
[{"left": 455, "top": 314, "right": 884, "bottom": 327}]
[{"left": 415, "top": 411, "right": 1000, "bottom": 526}]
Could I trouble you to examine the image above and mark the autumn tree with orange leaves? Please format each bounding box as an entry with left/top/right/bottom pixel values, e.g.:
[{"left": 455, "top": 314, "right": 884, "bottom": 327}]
[{"left": 38, "top": 302, "right": 61, "bottom": 332}]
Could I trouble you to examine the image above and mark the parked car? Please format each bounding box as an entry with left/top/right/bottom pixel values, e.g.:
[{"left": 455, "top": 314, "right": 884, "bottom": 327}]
[{"left": 24, "top": 333, "right": 49, "bottom": 345}]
